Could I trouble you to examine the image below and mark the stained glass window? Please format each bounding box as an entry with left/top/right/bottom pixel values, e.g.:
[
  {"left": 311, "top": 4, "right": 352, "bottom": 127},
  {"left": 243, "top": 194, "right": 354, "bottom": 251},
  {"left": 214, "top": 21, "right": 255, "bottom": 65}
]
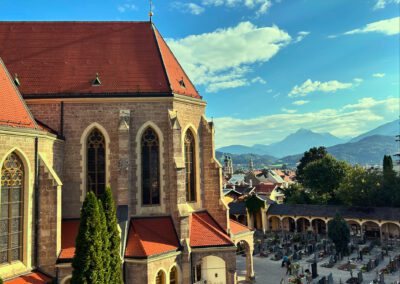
[
  {"left": 141, "top": 128, "right": 160, "bottom": 205},
  {"left": 0, "top": 153, "right": 23, "bottom": 264},
  {"left": 184, "top": 130, "right": 196, "bottom": 202},
  {"left": 87, "top": 128, "right": 106, "bottom": 197}
]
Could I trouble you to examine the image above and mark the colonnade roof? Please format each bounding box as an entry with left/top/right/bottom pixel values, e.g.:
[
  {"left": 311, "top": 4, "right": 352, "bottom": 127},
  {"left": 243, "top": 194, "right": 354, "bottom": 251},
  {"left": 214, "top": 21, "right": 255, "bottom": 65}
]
[{"left": 267, "top": 204, "right": 400, "bottom": 222}]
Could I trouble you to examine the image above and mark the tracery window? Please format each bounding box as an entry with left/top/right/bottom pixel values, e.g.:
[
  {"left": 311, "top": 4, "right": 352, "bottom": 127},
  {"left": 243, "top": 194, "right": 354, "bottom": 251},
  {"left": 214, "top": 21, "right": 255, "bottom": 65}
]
[
  {"left": 0, "top": 153, "right": 24, "bottom": 264},
  {"left": 141, "top": 127, "right": 160, "bottom": 205},
  {"left": 87, "top": 128, "right": 106, "bottom": 197},
  {"left": 184, "top": 130, "right": 196, "bottom": 202}
]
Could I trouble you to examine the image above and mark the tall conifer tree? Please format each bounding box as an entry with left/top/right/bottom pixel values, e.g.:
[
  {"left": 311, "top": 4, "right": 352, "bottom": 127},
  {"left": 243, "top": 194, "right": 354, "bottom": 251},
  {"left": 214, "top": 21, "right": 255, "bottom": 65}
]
[
  {"left": 99, "top": 201, "right": 110, "bottom": 283},
  {"left": 102, "top": 186, "right": 123, "bottom": 284},
  {"left": 71, "top": 192, "right": 105, "bottom": 284}
]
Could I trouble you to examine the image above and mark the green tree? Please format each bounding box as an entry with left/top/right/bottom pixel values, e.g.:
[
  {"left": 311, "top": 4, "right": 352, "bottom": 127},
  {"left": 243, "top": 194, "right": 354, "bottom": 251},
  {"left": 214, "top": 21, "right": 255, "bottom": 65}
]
[
  {"left": 0, "top": 276, "right": 3, "bottom": 284},
  {"left": 101, "top": 186, "right": 123, "bottom": 284},
  {"left": 296, "top": 147, "right": 327, "bottom": 183},
  {"left": 328, "top": 214, "right": 350, "bottom": 255},
  {"left": 283, "top": 183, "right": 313, "bottom": 205},
  {"left": 336, "top": 166, "right": 381, "bottom": 207},
  {"left": 72, "top": 192, "right": 105, "bottom": 284},
  {"left": 98, "top": 201, "right": 110, "bottom": 283},
  {"left": 302, "top": 155, "right": 349, "bottom": 204}
]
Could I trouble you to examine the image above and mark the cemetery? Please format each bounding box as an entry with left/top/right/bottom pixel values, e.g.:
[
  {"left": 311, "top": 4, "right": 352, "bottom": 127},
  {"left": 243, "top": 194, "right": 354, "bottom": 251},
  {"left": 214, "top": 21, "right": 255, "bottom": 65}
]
[{"left": 237, "top": 231, "right": 400, "bottom": 284}]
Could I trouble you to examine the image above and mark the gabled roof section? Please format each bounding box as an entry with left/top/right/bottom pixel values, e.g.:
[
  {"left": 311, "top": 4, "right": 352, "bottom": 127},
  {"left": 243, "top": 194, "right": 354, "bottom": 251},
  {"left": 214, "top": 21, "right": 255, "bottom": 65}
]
[
  {"left": 229, "top": 219, "right": 251, "bottom": 235},
  {"left": 153, "top": 26, "right": 200, "bottom": 99},
  {"left": 0, "top": 21, "right": 201, "bottom": 99},
  {"left": 0, "top": 58, "right": 37, "bottom": 129},
  {"left": 125, "top": 216, "right": 180, "bottom": 258},
  {"left": 4, "top": 272, "right": 52, "bottom": 284},
  {"left": 58, "top": 219, "right": 80, "bottom": 262},
  {"left": 190, "top": 211, "right": 234, "bottom": 248}
]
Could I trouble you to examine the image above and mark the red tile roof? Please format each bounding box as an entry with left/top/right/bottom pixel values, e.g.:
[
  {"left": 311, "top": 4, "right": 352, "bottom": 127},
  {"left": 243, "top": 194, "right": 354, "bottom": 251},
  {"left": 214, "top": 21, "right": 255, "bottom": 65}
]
[
  {"left": 229, "top": 219, "right": 251, "bottom": 235},
  {"left": 154, "top": 27, "right": 199, "bottom": 98},
  {"left": 190, "top": 211, "right": 234, "bottom": 248},
  {"left": 0, "top": 59, "right": 37, "bottom": 129},
  {"left": 0, "top": 22, "right": 200, "bottom": 99},
  {"left": 4, "top": 272, "right": 52, "bottom": 284},
  {"left": 125, "top": 216, "right": 180, "bottom": 258},
  {"left": 256, "top": 182, "right": 277, "bottom": 194},
  {"left": 59, "top": 219, "right": 80, "bottom": 261}
]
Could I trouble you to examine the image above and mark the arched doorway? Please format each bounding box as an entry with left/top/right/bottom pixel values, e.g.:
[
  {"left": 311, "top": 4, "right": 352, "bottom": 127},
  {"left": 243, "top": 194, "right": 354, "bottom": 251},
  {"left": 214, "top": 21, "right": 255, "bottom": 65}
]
[
  {"left": 282, "top": 217, "right": 296, "bottom": 233},
  {"left": 296, "top": 218, "right": 311, "bottom": 233},
  {"left": 268, "top": 216, "right": 280, "bottom": 232},
  {"left": 347, "top": 220, "right": 362, "bottom": 237},
  {"left": 311, "top": 219, "right": 327, "bottom": 235},
  {"left": 381, "top": 222, "right": 400, "bottom": 241},
  {"left": 362, "top": 221, "right": 380, "bottom": 239},
  {"left": 236, "top": 240, "right": 253, "bottom": 281},
  {"left": 193, "top": 255, "right": 226, "bottom": 284}
]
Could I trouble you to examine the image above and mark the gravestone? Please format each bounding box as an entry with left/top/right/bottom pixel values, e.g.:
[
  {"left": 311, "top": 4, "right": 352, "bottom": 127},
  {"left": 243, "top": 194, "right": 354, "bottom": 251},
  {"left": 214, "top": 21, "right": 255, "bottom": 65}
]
[
  {"left": 311, "top": 262, "right": 318, "bottom": 279},
  {"left": 379, "top": 272, "right": 384, "bottom": 284},
  {"left": 318, "top": 276, "right": 326, "bottom": 284},
  {"left": 327, "top": 273, "right": 334, "bottom": 284},
  {"left": 357, "top": 271, "right": 363, "bottom": 283}
]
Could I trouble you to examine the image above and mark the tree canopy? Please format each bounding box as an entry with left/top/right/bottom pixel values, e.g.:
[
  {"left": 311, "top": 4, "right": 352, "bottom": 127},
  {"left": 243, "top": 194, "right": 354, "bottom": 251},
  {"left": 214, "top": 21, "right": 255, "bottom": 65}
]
[
  {"left": 284, "top": 150, "right": 400, "bottom": 207},
  {"left": 328, "top": 215, "right": 350, "bottom": 255},
  {"left": 296, "top": 147, "right": 327, "bottom": 183}
]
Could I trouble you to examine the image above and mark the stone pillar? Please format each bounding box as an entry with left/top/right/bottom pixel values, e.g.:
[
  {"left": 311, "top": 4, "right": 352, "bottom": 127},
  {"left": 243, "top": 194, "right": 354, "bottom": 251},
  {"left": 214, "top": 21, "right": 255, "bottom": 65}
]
[
  {"left": 117, "top": 110, "right": 131, "bottom": 206},
  {"left": 246, "top": 247, "right": 255, "bottom": 280},
  {"left": 295, "top": 220, "right": 298, "bottom": 233},
  {"left": 379, "top": 224, "right": 383, "bottom": 243},
  {"left": 325, "top": 221, "right": 329, "bottom": 236},
  {"left": 280, "top": 218, "right": 284, "bottom": 234},
  {"left": 261, "top": 208, "right": 267, "bottom": 233}
]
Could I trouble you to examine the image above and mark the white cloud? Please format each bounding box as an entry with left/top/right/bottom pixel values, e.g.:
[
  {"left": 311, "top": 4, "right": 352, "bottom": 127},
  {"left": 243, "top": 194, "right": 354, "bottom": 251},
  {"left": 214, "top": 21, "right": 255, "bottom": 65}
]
[
  {"left": 354, "top": 78, "right": 363, "bottom": 84},
  {"left": 167, "top": 21, "right": 291, "bottom": 93},
  {"left": 281, "top": 108, "right": 297, "bottom": 114},
  {"left": 213, "top": 97, "right": 399, "bottom": 147},
  {"left": 202, "top": 0, "right": 272, "bottom": 16},
  {"left": 292, "top": 100, "right": 309, "bottom": 106},
  {"left": 373, "top": 73, "right": 386, "bottom": 78},
  {"left": 251, "top": 77, "right": 267, "bottom": 84},
  {"left": 374, "top": 0, "right": 400, "bottom": 10},
  {"left": 288, "top": 79, "right": 354, "bottom": 97},
  {"left": 295, "top": 31, "right": 310, "bottom": 43},
  {"left": 344, "top": 17, "right": 400, "bottom": 36},
  {"left": 171, "top": 2, "right": 205, "bottom": 15},
  {"left": 117, "top": 3, "right": 137, "bottom": 13}
]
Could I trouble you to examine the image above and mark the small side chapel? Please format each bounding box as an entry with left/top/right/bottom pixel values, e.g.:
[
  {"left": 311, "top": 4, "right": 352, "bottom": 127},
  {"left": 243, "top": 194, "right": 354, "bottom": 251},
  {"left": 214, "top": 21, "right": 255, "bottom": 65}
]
[{"left": 0, "top": 21, "right": 254, "bottom": 284}]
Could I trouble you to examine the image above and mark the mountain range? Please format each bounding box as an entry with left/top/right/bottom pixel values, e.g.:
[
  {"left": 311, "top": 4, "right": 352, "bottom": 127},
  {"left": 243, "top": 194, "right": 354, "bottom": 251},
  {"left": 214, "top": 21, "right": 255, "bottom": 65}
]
[{"left": 217, "top": 119, "right": 399, "bottom": 167}]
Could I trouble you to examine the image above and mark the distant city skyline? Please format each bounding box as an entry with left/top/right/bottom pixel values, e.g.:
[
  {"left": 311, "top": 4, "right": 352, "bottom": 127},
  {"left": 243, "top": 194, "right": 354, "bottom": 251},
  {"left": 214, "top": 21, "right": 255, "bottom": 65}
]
[{"left": 1, "top": 0, "right": 399, "bottom": 147}]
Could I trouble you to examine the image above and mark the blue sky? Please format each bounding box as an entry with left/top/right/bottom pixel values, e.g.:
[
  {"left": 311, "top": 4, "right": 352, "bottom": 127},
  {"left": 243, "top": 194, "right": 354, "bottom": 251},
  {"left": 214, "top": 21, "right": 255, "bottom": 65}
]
[{"left": 1, "top": 0, "right": 399, "bottom": 147}]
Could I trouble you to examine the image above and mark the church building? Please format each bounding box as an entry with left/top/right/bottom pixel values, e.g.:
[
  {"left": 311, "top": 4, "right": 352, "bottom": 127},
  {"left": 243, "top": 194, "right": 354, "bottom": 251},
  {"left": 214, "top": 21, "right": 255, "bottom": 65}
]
[{"left": 0, "top": 22, "right": 254, "bottom": 283}]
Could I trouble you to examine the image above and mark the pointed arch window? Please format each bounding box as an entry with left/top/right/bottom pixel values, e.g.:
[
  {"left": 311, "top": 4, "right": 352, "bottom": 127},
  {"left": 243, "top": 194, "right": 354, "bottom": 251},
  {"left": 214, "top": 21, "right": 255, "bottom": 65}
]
[
  {"left": 169, "top": 266, "right": 178, "bottom": 284},
  {"left": 141, "top": 127, "right": 160, "bottom": 205},
  {"left": 0, "top": 152, "right": 24, "bottom": 264},
  {"left": 87, "top": 128, "right": 106, "bottom": 197},
  {"left": 155, "top": 270, "right": 166, "bottom": 284},
  {"left": 184, "top": 130, "right": 196, "bottom": 202}
]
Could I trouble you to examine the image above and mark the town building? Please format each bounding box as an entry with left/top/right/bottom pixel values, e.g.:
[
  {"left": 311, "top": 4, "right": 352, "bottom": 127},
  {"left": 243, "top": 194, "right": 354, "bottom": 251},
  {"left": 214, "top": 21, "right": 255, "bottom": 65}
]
[{"left": 0, "top": 22, "right": 254, "bottom": 284}]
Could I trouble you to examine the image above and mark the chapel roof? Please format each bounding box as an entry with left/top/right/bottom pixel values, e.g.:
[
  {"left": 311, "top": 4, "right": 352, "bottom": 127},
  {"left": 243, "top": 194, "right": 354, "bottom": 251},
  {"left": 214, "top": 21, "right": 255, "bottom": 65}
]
[
  {"left": 4, "top": 272, "right": 52, "bottom": 284},
  {"left": 190, "top": 211, "right": 234, "bottom": 248},
  {"left": 125, "top": 216, "right": 181, "bottom": 258},
  {"left": 0, "top": 21, "right": 200, "bottom": 99},
  {"left": 0, "top": 58, "right": 37, "bottom": 129},
  {"left": 229, "top": 219, "right": 251, "bottom": 235}
]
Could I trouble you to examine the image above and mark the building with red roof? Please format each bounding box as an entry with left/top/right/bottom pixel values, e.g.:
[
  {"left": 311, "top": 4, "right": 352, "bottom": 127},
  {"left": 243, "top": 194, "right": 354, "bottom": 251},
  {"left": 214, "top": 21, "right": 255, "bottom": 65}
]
[{"left": 0, "top": 21, "right": 253, "bottom": 283}]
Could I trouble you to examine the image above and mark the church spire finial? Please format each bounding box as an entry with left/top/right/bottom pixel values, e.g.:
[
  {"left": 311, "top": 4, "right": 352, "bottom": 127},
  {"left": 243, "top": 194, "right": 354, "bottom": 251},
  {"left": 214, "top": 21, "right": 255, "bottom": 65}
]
[{"left": 149, "top": 0, "right": 154, "bottom": 22}]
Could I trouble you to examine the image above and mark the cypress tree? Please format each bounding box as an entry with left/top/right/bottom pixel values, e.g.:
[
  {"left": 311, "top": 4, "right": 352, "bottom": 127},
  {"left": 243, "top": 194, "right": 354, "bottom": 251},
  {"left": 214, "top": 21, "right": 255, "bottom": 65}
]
[
  {"left": 101, "top": 186, "right": 123, "bottom": 284},
  {"left": 71, "top": 192, "right": 105, "bottom": 284},
  {"left": 99, "top": 201, "right": 110, "bottom": 283}
]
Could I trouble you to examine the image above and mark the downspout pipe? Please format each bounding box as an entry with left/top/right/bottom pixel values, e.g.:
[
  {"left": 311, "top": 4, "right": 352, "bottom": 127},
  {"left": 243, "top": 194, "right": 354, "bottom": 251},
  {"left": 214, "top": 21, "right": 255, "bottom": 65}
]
[{"left": 34, "top": 137, "right": 40, "bottom": 267}]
